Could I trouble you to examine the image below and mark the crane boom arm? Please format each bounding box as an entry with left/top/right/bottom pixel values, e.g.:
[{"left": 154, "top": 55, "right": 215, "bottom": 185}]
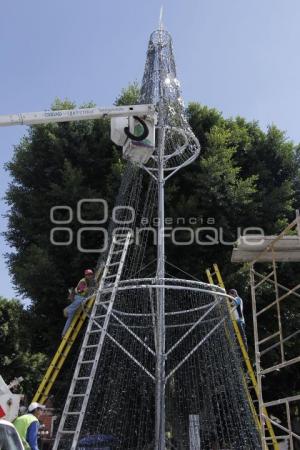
[{"left": 0, "top": 104, "right": 156, "bottom": 127}]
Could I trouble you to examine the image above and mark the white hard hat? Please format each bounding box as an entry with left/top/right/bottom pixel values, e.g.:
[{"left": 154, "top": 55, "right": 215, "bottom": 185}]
[{"left": 28, "top": 402, "right": 45, "bottom": 413}]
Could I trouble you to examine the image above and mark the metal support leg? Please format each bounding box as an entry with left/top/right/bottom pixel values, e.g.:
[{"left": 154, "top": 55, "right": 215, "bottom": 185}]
[{"left": 250, "top": 265, "right": 266, "bottom": 448}]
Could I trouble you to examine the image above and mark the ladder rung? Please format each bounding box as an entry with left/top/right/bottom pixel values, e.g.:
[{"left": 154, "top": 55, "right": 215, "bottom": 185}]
[
  {"left": 82, "top": 344, "right": 99, "bottom": 348},
  {"left": 71, "top": 394, "right": 86, "bottom": 397},
  {"left": 89, "top": 329, "right": 101, "bottom": 334},
  {"left": 93, "top": 315, "right": 106, "bottom": 319},
  {"left": 66, "top": 412, "right": 81, "bottom": 415},
  {"left": 105, "top": 275, "right": 117, "bottom": 279},
  {"left": 81, "top": 360, "right": 95, "bottom": 364},
  {"left": 59, "top": 430, "right": 76, "bottom": 434},
  {"left": 75, "top": 376, "right": 90, "bottom": 380},
  {"left": 111, "top": 250, "right": 123, "bottom": 255}
]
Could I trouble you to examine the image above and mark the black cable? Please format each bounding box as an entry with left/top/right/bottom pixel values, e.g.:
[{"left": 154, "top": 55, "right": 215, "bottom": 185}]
[{"left": 124, "top": 116, "right": 149, "bottom": 141}]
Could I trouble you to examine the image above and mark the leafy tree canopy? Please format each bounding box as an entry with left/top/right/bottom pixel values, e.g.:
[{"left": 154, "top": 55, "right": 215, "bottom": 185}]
[
  {"left": 0, "top": 297, "right": 47, "bottom": 398},
  {"left": 3, "top": 84, "right": 300, "bottom": 399}
]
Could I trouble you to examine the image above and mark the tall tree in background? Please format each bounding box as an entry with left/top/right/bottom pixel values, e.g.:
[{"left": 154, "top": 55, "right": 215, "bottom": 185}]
[
  {"left": 166, "top": 103, "right": 297, "bottom": 282},
  {"left": 5, "top": 98, "right": 123, "bottom": 352},
  {"left": 4, "top": 87, "right": 300, "bottom": 401},
  {"left": 0, "top": 297, "right": 47, "bottom": 397}
]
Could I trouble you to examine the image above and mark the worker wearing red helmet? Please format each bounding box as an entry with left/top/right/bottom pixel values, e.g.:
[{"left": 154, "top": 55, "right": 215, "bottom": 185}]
[
  {"left": 61, "top": 269, "right": 95, "bottom": 337},
  {"left": 75, "top": 269, "right": 94, "bottom": 296}
]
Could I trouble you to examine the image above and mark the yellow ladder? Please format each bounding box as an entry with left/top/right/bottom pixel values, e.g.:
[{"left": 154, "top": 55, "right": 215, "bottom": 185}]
[
  {"left": 32, "top": 296, "right": 95, "bottom": 404},
  {"left": 206, "top": 264, "right": 279, "bottom": 450}
]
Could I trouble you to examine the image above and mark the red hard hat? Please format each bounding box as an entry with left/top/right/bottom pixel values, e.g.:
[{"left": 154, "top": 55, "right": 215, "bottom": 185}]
[{"left": 84, "top": 269, "right": 94, "bottom": 276}]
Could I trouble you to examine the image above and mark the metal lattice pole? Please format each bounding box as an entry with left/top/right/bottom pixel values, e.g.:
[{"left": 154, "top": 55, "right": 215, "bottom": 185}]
[
  {"left": 139, "top": 24, "right": 201, "bottom": 448},
  {"left": 155, "top": 124, "right": 166, "bottom": 449},
  {"left": 155, "top": 27, "right": 167, "bottom": 450}
]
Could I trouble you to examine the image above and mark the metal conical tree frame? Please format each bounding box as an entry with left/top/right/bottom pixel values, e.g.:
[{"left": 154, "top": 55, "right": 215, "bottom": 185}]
[{"left": 53, "top": 25, "right": 261, "bottom": 450}]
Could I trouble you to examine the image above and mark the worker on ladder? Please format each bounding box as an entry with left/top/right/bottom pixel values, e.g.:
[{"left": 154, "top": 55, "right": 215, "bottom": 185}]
[
  {"left": 228, "top": 288, "right": 248, "bottom": 351},
  {"left": 62, "top": 269, "right": 95, "bottom": 337}
]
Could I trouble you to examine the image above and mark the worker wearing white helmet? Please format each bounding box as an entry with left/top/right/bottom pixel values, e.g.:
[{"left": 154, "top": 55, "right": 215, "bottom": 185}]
[{"left": 14, "top": 402, "right": 45, "bottom": 450}]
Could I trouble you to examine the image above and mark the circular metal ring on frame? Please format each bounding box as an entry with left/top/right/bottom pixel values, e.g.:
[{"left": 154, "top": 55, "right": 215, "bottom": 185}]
[{"left": 97, "top": 277, "right": 227, "bottom": 317}]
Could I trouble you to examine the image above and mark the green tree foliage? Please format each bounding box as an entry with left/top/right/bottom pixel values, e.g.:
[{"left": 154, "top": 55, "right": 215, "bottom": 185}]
[
  {"left": 0, "top": 297, "right": 47, "bottom": 398},
  {"left": 5, "top": 98, "right": 123, "bottom": 351},
  {"left": 4, "top": 86, "right": 300, "bottom": 400},
  {"left": 114, "top": 81, "right": 140, "bottom": 106},
  {"left": 166, "top": 103, "right": 297, "bottom": 284}
]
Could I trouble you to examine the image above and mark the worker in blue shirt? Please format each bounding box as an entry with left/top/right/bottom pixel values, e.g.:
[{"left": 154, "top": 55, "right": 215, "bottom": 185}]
[
  {"left": 14, "top": 402, "right": 45, "bottom": 450},
  {"left": 228, "top": 289, "right": 248, "bottom": 352}
]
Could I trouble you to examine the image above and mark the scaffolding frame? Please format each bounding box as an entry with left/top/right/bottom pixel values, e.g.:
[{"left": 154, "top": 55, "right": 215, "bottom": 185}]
[
  {"left": 206, "top": 264, "right": 279, "bottom": 450},
  {"left": 233, "top": 216, "right": 300, "bottom": 449}
]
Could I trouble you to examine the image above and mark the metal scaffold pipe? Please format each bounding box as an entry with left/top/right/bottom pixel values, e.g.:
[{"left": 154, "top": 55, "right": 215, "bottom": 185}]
[{"left": 155, "top": 124, "right": 166, "bottom": 450}]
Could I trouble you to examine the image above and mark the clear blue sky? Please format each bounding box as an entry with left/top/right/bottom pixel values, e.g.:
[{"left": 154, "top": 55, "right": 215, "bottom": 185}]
[{"left": 1, "top": 0, "right": 300, "bottom": 301}]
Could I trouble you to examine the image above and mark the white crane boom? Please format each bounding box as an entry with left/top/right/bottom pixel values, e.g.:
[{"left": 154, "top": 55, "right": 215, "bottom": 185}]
[{"left": 0, "top": 104, "right": 156, "bottom": 127}]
